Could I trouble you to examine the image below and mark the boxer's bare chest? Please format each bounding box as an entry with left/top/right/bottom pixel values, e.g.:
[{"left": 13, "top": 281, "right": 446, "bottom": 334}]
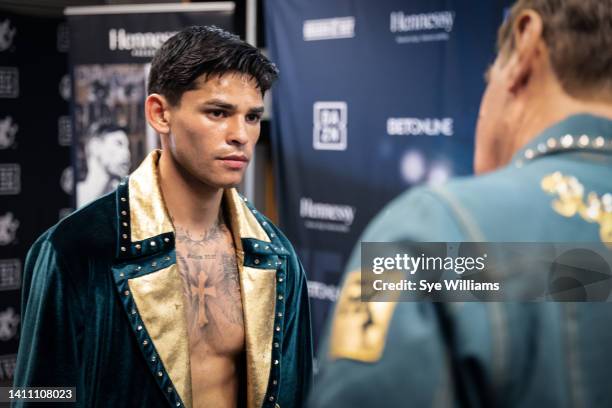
[{"left": 174, "top": 218, "right": 245, "bottom": 357}]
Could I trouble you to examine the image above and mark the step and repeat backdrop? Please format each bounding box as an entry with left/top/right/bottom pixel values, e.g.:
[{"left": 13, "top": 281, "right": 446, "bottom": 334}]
[
  {"left": 265, "top": 0, "right": 513, "bottom": 347},
  {"left": 0, "top": 12, "right": 71, "bottom": 386},
  {"left": 0, "top": 0, "right": 517, "bottom": 379}
]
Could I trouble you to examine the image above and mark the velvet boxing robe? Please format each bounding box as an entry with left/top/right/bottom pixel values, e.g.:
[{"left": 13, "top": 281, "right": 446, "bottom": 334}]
[{"left": 14, "top": 150, "right": 313, "bottom": 408}]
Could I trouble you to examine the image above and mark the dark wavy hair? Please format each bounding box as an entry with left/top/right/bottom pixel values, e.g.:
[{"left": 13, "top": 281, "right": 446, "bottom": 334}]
[{"left": 147, "top": 25, "right": 279, "bottom": 105}]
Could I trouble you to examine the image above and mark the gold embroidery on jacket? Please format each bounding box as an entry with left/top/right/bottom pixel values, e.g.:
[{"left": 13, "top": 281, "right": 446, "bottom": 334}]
[
  {"left": 329, "top": 271, "right": 398, "bottom": 362},
  {"left": 541, "top": 172, "right": 612, "bottom": 247}
]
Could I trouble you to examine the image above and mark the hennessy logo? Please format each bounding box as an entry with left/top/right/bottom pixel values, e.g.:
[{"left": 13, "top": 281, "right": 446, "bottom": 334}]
[
  {"left": 0, "top": 307, "right": 19, "bottom": 341},
  {"left": 300, "top": 198, "right": 355, "bottom": 225},
  {"left": 0, "top": 19, "right": 16, "bottom": 52},
  {"left": 0, "top": 212, "right": 19, "bottom": 245},
  {"left": 0, "top": 116, "right": 18, "bottom": 149},
  {"left": 108, "top": 28, "right": 176, "bottom": 57},
  {"left": 390, "top": 11, "right": 455, "bottom": 33}
]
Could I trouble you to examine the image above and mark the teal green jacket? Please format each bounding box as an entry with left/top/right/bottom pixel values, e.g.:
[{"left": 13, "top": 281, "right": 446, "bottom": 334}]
[
  {"left": 310, "top": 114, "right": 612, "bottom": 407},
  {"left": 14, "top": 151, "right": 312, "bottom": 408}
]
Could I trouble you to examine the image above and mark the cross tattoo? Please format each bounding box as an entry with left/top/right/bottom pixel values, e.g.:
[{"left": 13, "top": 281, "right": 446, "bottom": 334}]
[{"left": 191, "top": 273, "right": 218, "bottom": 327}]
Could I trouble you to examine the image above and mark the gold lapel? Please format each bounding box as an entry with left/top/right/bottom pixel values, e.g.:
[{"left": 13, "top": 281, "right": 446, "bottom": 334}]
[
  {"left": 225, "top": 189, "right": 276, "bottom": 408},
  {"left": 128, "top": 150, "right": 173, "bottom": 243},
  {"left": 124, "top": 151, "right": 192, "bottom": 407},
  {"left": 128, "top": 265, "right": 192, "bottom": 408}
]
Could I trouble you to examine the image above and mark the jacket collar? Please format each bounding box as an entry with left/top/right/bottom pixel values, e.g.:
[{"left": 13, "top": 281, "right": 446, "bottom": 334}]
[
  {"left": 114, "top": 149, "right": 275, "bottom": 260},
  {"left": 512, "top": 113, "right": 612, "bottom": 168}
]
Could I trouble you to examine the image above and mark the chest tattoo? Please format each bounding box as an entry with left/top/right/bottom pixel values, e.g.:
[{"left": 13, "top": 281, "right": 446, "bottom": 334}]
[{"left": 175, "top": 218, "right": 243, "bottom": 339}]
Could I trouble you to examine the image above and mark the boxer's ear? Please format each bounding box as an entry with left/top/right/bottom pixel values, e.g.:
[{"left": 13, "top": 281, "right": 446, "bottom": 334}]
[{"left": 145, "top": 93, "right": 171, "bottom": 135}]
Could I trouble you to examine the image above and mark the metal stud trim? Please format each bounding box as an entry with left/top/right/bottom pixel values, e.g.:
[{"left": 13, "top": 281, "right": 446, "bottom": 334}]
[
  {"left": 113, "top": 256, "right": 185, "bottom": 408},
  {"left": 518, "top": 133, "right": 611, "bottom": 168}
]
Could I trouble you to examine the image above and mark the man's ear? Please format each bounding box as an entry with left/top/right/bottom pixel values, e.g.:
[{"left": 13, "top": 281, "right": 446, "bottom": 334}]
[
  {"left": 145, "top": 93, "right": 171, "bottom": 135},
  {"left": 507, "top": 9, "right": 545, "bottom": 94}
]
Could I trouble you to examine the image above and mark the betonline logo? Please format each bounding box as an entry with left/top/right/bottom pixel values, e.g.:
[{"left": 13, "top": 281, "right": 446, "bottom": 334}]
[
  {"left": 300, "top": 198, "right": 355, "bottom": 225},
  {"left": 108, "top": 28, "right": 176, "bottom": 56},
  {"left": 303, "top": 17, "right": 355, "bottom": 41},
  {"left": 387, "top": 117, "right": 453, "bottom": 136},
  {"left": 390, "top": 11, "right": 455, "bottom": 33}
]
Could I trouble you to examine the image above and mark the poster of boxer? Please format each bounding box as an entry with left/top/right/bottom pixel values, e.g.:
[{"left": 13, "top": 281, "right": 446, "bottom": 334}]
[{"left": 67, "top": 2, "right": 235, "bottom": 207}]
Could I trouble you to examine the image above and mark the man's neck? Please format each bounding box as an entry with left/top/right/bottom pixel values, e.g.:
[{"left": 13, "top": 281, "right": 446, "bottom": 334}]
[
  {"left": 510, "top": 87, "right": 612, "bottom": 157},
  {"left": 159, "top": 150, "right": 224, "bottom": 235}
]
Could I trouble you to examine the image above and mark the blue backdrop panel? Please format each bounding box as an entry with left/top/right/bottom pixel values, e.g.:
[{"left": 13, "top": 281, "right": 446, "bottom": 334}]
[{"left": 265, "top": 0, "right": 511, "bottom": 348}]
